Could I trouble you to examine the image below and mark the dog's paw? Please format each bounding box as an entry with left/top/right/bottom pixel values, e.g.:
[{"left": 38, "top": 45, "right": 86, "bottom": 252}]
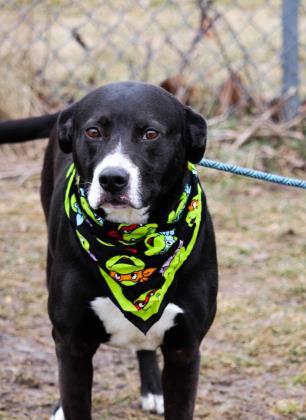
[
  {"left": 141, "top": 393, "right": 164, "bottom": 415},
  {"left": 50, "top": 405, "right": 65, "bottom": 420}
]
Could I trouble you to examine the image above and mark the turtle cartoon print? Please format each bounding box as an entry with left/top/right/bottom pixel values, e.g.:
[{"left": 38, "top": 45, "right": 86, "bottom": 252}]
[
  {"left": 186, "top": 191, "right": 201, "bottom": 227},
  {"left": 133, "top": 289, "right": 159, "bottom": 311},
  {"left": 168, "top": 184, "right": 191, "bottom": 223},
  {"left": 144, "top": 229, "right": 177, "bottom": 256},
  {"left": 108, "top": 223, "right": 157, "bottom": 244},
  {"left": 106, "top": 255, "right": 156, "bottom": 286},
  {"left": 75, "top": 230, "right": 97, "bottom": 261},
  {"left": 70, "top": 193, "right": 85, "bottom": 226},
  {"left": 79, "top": 187, "right": 104, "bottom": 226}
]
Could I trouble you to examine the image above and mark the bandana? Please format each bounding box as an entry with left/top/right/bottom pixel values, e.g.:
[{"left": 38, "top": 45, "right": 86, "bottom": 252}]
[{"left": 64, "top": 162, "right": 203, "bottom": 333}]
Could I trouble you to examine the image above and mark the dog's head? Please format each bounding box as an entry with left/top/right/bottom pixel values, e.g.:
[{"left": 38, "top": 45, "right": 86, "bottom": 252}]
[{"left": 57, "top": 81, "right": 206, "bottom": 223}]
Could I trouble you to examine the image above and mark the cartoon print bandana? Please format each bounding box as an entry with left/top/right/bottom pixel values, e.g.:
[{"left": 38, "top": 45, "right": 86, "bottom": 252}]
[{"left": 65, "top": 162, "right": 203, "bottom": 334}]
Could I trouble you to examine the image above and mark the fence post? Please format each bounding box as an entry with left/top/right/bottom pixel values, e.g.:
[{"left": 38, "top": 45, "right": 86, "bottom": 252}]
[{"left": 281, "top": 0, "right": 300, "bottom": 120}]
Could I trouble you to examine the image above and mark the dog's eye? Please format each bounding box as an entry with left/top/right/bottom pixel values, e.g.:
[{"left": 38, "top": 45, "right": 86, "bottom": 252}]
[
  {"left": 85, "top": 128, "right": 101, "bottom": 139},
  {"left": 143, "top": 129, "right": 159, "bottom": 141}
]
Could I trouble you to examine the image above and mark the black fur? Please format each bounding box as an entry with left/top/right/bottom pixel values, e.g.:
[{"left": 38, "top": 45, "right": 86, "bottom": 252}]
[{"left": 0, "top": 81, "right": 218, "bottom": 420}]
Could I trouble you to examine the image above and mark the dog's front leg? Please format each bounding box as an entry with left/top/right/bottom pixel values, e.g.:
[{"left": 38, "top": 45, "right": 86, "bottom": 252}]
[
  {"left": 53, "top": 328, "right": 99, "bottom": 420},
  {"left": 161, "top": 344, "right": 200, "bottom": 420}
]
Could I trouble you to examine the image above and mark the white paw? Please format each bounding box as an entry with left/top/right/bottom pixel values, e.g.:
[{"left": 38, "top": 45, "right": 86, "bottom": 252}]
[
  {"left": 50, "top": 406, "right": 65, "bottom": 420},
  {"left": 141, "top": 393, "right": 164, "bottom": 415}
]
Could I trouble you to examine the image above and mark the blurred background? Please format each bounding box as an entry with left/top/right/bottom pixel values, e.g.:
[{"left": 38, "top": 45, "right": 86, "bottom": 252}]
[
  {"left": 0, "top": 1, "right": 305, "bottom": 419},
  {"left": 0, "top": 0, "right": 305, "bottom": 170}
]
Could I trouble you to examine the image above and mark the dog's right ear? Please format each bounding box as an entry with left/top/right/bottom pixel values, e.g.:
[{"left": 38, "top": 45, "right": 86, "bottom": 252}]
[{"left": 56, "top": 104, "right": 76, "bottom": 153}]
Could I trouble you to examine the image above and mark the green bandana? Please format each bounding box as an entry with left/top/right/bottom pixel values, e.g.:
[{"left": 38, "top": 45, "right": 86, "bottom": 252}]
[{"left": 65, "top": 162, "right": 203, "bottom": 333}]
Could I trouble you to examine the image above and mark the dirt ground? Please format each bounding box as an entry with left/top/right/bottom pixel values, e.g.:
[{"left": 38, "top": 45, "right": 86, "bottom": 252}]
[{"left": 0, "top": 161, "right": 305, "bottom": 420}]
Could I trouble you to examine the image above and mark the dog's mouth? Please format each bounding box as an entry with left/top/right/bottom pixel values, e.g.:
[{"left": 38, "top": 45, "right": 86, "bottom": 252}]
[
  {"left": 89, "top": 189, "right": 149, "bottom": 224},
  {"left": 98, "top": 192, "right": 134, "bottom": 209}
]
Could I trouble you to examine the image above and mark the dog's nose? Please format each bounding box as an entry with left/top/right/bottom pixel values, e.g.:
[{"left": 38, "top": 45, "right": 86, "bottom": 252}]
[{"left": 99, "top": 168, "right": 129, "bottom": 193}]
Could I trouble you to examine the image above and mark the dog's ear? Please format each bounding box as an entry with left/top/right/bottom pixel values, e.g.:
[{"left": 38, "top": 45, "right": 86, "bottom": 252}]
[
  {"left": 57, "top": 104, "right": 76, "bottom": 153},
  {"left": 184, "top": 107, "right": 207, "bottom": 163}
]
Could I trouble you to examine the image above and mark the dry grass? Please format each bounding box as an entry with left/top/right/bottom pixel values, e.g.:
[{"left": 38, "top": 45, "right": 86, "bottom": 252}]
[{"left": 0, "top": 155, "right": 305, "bottom": 419}]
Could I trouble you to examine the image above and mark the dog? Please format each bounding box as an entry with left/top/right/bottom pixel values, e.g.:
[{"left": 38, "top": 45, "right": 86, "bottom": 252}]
[{"left": 0, "top": 81, "right": 218, "bottom": 420}]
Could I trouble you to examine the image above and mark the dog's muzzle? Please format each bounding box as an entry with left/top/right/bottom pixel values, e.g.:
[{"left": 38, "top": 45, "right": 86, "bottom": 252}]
[{"left": 88, "top": 149, "right": 142, "bottom": 211}]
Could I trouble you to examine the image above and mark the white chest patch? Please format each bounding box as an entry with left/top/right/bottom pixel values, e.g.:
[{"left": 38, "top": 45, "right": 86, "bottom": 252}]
[{"left": 90, "top": 297, "right": 183, "bottom": 351}]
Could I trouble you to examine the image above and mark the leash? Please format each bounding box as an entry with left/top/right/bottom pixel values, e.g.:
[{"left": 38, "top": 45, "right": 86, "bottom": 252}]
[{"left": 198, "top": 159, "right": 306, "bottom": 190}]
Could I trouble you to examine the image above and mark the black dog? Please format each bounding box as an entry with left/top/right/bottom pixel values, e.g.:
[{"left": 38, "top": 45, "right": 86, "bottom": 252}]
[{"left": 0, "top": 81, "right": 218, "bottom": 420}]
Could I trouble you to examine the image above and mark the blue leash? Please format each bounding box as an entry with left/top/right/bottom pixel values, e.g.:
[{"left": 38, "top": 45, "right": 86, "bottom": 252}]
[{"left": 199, "top": 159, "right": 306, "bottom": 190}]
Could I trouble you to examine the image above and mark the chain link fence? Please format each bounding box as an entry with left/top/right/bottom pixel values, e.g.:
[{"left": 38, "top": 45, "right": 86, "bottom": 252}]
[{"left": 0, "top": 0, "right": 305, "bottom": 120}]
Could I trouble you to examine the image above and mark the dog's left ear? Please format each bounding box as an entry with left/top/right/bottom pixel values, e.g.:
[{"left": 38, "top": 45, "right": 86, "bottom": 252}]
[
  {"left": 56, "top": 104, "right": 76, "bottom": 153},
  {"left": 184, "top": 107, "right": 207, "bottom": 163}
]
